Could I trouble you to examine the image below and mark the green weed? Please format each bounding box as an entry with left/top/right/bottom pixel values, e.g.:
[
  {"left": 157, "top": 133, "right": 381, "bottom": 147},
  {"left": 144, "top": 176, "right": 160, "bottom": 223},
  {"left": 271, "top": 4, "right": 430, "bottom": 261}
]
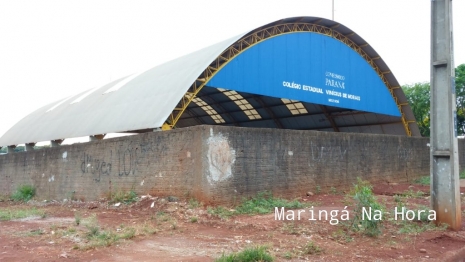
[
  {"left": 401, "top": 188, "right": 425, "bottom": 198},
  {"left": 414, "top": 176, "right": 430, "bottom": 185},
  {"left": 207, "top": 206, "right": 235, "bottom": 219},
  {"left": 24, "top": 229, "right": 44, "bottom": 236},
  {"left": 331, "top": 228, "right": 353, "bottom": 243},
  {"left": 0, "top": 207, "right": 45, "bottom": 221},
  {"left": 330, "top": 187, "right": 338, "bottom": 195},
  {"left": 282, "top": 251, "right": 293, "bottom": 259},
  {"left": 188, "top": 198, "right": 201, "bottom": 208},
  {"left": 349, "top": 178, "right": 384, "bottom": 237},
  {"left": 74, "top": 212, "right": 81, "bottom": 226},
  {"left": 414, "top": 171, "right": 465, "bottom": 185},
  {"left": 11, "top": 185, "right": 36, "bottom": 202},
  {"left": 207, "top": 191, "right": 308, "bottom": 220},
  {"left": 235, "top": 191, "right": 306, "bottom": 215},
  {"left": 281, "top": 222, "right": 300, "bottom": 235},
  {"left": 302, "top": 241, "right": 323, "bottom": 255},
  {"left": 110, "top": 189, "right": 138, "bottom": 204},
  {"left": 78, "top": 214, "right": 136, "bottom": 250},
  {"left": 215, "top": 246, "right": 273, "bottom": 262}
]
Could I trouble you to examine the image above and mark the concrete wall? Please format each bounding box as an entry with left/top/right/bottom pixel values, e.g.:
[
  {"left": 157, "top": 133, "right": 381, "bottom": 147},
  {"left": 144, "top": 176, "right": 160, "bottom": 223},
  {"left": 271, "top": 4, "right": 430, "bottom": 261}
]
[{"left": 0, "top": 125, "right": 461, "bottom": 204}]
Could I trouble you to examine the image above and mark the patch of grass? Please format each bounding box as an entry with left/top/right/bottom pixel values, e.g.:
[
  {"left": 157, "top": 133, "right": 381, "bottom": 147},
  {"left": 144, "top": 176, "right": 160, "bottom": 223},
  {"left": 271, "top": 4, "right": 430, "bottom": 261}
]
[
  {"left": 0, "top": 194, "right": 9, "bottom": 202},
  {"left": 392, "top": 205, "right": 447, "bottom": 234},
  {"left": 0, "top": 207, "right": 45, "bottom": 221},
  {"left": 23, "top": 229, "right": 44, "bottom": 236},
  {"left": 315, "top": 185, "right": 321, "bottom": 194},
  {"left": 188, "top": 198, "right": 201, "bottom": 208},
  {"left": 110, "top": 189, "right": 138, "bottom": 204},
  {"left": 414, "top": 176, "right": 430, "bottom": 185},
  {"left": 397, "top": 220, "right": 447, "bottom": 234},
  {"left": 302, "top": 241, "right": 323, "bottom": 255},
  {"left": 281, "top": 222, "right": 300, "bottom": 235},
  {"left": 139, "top": 222, "right": 157, "bottom": 235},
  {"left": 415, "top": 171, "right": 465, "bottom": 185},
  {"left": 79, "top": 215, "right": 136, "bottom": 250},
  {"left": 330, "top": 187, "right": 338, "bottom": 195},
  {"left": 215, "top": 246, "right": 273, "bottom": 262},
  {"left": 171, "top": 221, "right": 178, "bottom": 230},
  {"left": 155, "top": 211, "right": 171, "bottom": 222},
  {"left": 208, "top": 191, "right": 308, "bottom": 219},
  {"left": 401, "top": 188, "right": 425, "bottom": 198},
  {"left": 74, "top": 212, "right": 81, "bottom": 226},
  {"left": 207, "top": 206, "right": 235, "bottom": 220},
  {"left": 331, "top": 228, "right": 353, "bottom": 243},
  {"left": 235, "top": 191, "right": 306, "bottom": 215},
  {"left": 11, "top": 185, "right": 36, "bottom": 202},
  {"left": 349, "top": 178, "right": 384, "bottom": 237},
  {"left": 190, "top": 216, "right": 198, "bottom": 223},
  {"left": 282, "top": 251, "right": 293, "bottom": 259},
  {"left": 81, "top": 214, "right": 98, "bottom": 227}
]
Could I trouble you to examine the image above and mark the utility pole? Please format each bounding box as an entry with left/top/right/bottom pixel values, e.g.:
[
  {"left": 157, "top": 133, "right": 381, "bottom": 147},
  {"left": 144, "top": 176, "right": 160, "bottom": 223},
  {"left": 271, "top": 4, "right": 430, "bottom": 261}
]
[{"left": 430, "top": 0, "right": 461, "bottom": 230}]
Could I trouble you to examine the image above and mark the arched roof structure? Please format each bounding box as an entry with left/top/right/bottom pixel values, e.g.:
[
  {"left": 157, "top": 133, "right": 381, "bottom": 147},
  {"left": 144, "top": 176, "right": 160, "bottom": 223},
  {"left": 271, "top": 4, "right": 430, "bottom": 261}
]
[{"left": 0, "top": 16, "right": 420, "bottom": 147}]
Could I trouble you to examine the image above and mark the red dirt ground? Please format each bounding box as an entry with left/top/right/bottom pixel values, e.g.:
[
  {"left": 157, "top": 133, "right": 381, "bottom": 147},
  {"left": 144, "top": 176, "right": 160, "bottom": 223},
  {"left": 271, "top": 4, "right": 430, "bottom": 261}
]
[{"left": 1, "top": 181, "right": 465, "bottom": 261}]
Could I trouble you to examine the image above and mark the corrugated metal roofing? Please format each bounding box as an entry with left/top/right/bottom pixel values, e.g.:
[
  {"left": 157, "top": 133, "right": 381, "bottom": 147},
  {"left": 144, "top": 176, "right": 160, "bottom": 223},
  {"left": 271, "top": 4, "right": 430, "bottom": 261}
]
[{"left": 0, "top": 16, "right": 420, "bottom": 146}]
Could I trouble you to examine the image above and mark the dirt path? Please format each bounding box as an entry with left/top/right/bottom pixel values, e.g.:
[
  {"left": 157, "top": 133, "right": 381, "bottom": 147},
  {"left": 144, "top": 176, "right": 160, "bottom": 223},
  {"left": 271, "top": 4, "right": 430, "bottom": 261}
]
[{"left": 1, "top": 182, "right": 465, "bottom": 261}]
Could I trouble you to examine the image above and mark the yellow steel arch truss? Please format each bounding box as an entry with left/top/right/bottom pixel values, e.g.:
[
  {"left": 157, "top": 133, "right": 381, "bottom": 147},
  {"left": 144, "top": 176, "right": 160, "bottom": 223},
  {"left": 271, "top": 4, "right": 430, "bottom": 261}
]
[{"left": 163, "top": 22, "right": 412, "bottom": 136}]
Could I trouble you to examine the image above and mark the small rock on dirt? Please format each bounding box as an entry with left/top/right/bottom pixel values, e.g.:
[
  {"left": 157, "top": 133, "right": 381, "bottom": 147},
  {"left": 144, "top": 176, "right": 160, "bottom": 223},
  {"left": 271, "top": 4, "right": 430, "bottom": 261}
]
[
  {"left": 419, "top": 248, "right": 427, "bottom": 253},
  {"left": 306, "top": 192, "right": 314, "bottom": 196}
]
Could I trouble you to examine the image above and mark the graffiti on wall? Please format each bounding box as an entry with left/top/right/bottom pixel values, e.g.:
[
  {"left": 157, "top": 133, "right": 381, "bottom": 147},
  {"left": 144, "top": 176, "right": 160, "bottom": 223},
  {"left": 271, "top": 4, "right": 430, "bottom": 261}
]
[
  {"left": 81, "top": 152, "right": 112, "bottom": 182},
  {"left": 79, "top": 138, "right": 167, "bottom": 182},
  {"left": 310, "top": 141, "right": 348, "bottom": 162}
]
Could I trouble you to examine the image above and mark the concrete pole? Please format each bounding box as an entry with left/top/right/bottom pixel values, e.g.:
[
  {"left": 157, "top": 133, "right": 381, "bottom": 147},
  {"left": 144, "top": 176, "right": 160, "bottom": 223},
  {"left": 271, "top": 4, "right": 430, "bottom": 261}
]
[
  {"left": 7, "top": 145, "right": 16, "bottom": 153},
  {"left": 89, "top": 134, "right": 105, "bottom": 141},
  {"left": 25, "top": 143, "right": 35, "bottom": 151},
  {"left": 430, "top": 0, "right": 461, "bottom": 230},
  {"left": 51, "top": 139, "right": 64, "bottom": 147}
]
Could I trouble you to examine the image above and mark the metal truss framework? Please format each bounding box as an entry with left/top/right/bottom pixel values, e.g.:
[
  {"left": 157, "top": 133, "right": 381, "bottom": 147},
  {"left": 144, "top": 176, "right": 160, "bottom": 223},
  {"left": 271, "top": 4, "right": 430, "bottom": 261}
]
[{"left": 163, "top": 22, "right": 413, "bottom": 136}]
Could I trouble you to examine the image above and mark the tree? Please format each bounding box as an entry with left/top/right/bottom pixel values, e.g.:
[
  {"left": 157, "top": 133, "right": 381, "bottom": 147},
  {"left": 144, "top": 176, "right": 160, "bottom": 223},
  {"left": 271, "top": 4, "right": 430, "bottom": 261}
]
[
  {"left": 402, "top": 82, "right": 431, "bottom": 137},
  {"left": 454, "top": 64, "right": 465, "bottom": 134},
  {"left": 402, "top": 64, "right": 465, "bottom": 137}
]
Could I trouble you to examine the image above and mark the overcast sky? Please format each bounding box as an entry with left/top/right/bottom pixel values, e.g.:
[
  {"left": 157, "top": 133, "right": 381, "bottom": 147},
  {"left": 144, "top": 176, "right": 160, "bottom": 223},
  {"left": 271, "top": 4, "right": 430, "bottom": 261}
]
[{"left": 0, "top": 0, "right": 464, "bottom": 140}]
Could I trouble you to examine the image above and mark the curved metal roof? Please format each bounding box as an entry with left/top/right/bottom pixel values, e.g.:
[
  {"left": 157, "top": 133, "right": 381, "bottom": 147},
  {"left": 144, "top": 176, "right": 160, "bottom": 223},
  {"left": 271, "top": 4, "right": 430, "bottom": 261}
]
[{"left": 0, "top": 16, "right": 420, "bottom": 146}]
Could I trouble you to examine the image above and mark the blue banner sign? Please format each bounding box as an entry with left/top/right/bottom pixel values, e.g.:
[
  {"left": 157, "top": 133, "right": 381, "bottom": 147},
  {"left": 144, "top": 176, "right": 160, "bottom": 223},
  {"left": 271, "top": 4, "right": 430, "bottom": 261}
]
[{"left": 207, "top": 32, "right": 401, "bottom": 117}]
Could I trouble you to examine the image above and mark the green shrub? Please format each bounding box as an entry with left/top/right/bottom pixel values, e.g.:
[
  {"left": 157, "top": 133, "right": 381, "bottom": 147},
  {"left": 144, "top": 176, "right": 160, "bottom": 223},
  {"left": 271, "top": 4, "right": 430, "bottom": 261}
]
[
  {"left": 11, "top": 185, "right": 36, "bottom": 202},
  {"left": 207, "top": 206, "right": 235, "bottom": 219},
  {"left": 415, "top": 171, "right": 465, "bottom": 185},
  {"left": 414, "top": 176, "right": 430, "bottom": 185},
  {"left": 302, "top": 241, "right": 323, "bottom": 255},
  {"left": 460, "top": 170, "right": 465, "bottom": 179},
  {"left": 215, "top": 246, "right": 273, "bottom": 262},
  {"left": 188, "top": 198, "right": 201, "bottom": 208},
  {"left": 0, "top": 207, "right": 45, "bottom": 221},
  {"left": 349, "top": 178, "right": 384, "bottom": 237},
  {"left": 208, "top": 191, "right": 308, "bottom": 219},
  {"left": 111, "top": 190, "right": 137, "bottom": 204},
  {"left": 235, "top": 191, "right": 305, "bottom": 215}
]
